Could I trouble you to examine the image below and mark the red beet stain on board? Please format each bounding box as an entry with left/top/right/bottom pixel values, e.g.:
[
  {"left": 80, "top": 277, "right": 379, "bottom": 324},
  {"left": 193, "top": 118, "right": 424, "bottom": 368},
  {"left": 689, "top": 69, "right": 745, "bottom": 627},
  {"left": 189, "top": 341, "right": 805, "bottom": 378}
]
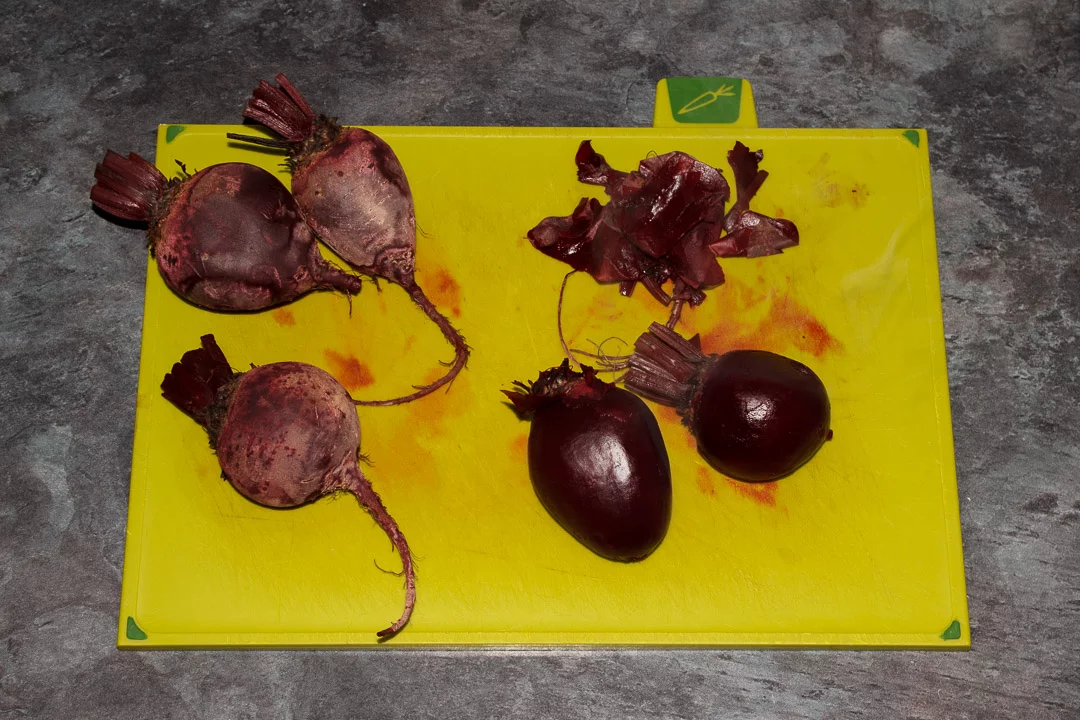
[
  {"left": 584, "top": 291, "right": 624, "bottom": 324},
  {"left": 701, "top": 276, "right": 842, "bottom": 359},
  {"left": 820, "top": 182, "right": 842, "bottom": 208},
  {"left": 655, "top": 405, "right": 681, "bottom": 426},
  {"left": 767, "top": 293, "right": 842, "bottom": 358},
  {"left": 726, "top": 476, "right": 778, "bottom": 507},
  {"left": 322, "top": 349, "right": 375, "bottom": 390},
  {"left": 383, "top": 373, "right": 470, "bottom": 490},
  {"left": 272, "top": 308, "right": 296, "bottom": 327},
  {"left": 696, "top": 467, "right": 717, "bottom": 496},
  {"left": 850, "top": 183, "right": 870, "bottom": 208},
  {"left": 510, "top": 434, "right": 529, "bottom": 465},
  {"left": 653, "top": 405, "right": 696, "bottom": 449},
  {"left": 820, "top": 181, "right": 870, "bottom": 209},
  {"left": 426, "top": 267, "right": 462, "bottom": 319},
  {"left": 406, "top": 366, "right": 470, "bottom": 437}
]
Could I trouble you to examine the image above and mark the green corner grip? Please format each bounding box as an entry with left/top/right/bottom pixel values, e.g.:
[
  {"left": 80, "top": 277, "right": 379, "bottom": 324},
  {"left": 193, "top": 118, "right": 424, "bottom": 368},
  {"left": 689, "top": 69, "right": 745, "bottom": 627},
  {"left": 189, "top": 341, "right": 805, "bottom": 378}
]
[
  {"left": 126, "top": 616, "right": 148, "bottom": 641},
  {"left": 165, "top": 125, "right": 186, "bottom": 143},
  {"left": 940, "top": 619, "right": 962, "bottom": 640},
  {"left": 902, "top": 130, "right": 920, "bottom": 147},
  {"left": 666, "top": 77, "right": 743, "bottom": 124}
]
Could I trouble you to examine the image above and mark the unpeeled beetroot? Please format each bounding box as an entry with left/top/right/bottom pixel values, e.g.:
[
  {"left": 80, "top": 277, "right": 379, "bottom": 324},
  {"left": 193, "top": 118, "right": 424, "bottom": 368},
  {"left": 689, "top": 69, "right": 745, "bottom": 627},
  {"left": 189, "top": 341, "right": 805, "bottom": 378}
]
[
  {"left": 161, "top": 335, "right": 415, "bottom": 637},
  {"left": 622, "top": 323, "right": 831, "bottom": 483},
  {"left": 228, "top": 74, "right": 469, "bottom": 405},
  {"left": 505, "top": 361, "right": 672, "bottom": 561},
  {"left": 91, "top": 152, "right": 362, "bottom": 311}
]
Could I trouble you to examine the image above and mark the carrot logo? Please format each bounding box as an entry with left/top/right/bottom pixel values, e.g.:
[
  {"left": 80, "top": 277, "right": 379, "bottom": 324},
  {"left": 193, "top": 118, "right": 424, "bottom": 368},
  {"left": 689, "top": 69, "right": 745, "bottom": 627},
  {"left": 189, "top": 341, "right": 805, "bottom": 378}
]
[
  {"left": 666, "top": 77, "right": 742, "bottom": 124},
  {"left": 677, "top": 82, "right": 737, "bottom": 115}
]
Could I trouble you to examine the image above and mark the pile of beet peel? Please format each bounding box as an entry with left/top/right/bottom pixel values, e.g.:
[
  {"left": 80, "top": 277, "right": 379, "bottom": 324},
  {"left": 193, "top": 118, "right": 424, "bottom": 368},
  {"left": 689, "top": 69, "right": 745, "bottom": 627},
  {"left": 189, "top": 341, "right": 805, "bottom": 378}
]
[{"left": 528, "top": 140, "right": 799, "bottom": 326}]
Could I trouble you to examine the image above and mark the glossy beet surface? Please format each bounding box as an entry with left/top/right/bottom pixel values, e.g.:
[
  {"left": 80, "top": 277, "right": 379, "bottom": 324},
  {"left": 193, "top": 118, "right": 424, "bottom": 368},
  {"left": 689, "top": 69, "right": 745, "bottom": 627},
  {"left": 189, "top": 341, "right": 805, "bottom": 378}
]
[
  {"left": 506, "top": 362, "right": 672, "bottom": 561},
  {"left": 622, "top": 324, "right": 832, "bottom": 483},
  {"left": 691, "top": 350, "right": 831, "bottom": 482}
]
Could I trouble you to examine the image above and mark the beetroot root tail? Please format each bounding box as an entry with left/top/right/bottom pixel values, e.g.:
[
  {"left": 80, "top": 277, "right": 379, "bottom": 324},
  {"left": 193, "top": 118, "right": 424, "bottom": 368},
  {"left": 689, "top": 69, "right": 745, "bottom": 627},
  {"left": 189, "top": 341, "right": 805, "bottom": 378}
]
[
  {"left": 351, "top": 282, "right": 470, "bottom": 407},
  {"left": 343, "top": 465, "right": 416, "bottom": 639}
]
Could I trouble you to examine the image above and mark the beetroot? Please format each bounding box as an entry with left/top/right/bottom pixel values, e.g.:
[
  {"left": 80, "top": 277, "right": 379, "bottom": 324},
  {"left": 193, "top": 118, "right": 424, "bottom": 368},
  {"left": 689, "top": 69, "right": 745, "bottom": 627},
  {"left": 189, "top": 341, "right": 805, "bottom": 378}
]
[
  {"left": 622, "top": 323, "right": 831, "bottom": 483},
  {"left": 528, "top": 140, "right": 799, "bottom": 326},
  {"left": 91, "top": 151, "right": 363, "bottom": 312},
  {"left": 227, "top": 74, "right": 469, "bottom": 406},
  {"left": 505, "top": 360, "right": 672, "bottom": 561},
  {"left": 160, "top": 334, "right": 415, "bottom": 638}
]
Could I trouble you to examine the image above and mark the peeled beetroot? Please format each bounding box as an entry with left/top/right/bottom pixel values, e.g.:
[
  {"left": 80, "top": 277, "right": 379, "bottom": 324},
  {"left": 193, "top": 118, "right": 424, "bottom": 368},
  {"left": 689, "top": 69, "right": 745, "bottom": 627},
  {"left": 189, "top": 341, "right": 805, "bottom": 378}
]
[
  {"left": 161, "top": 335, "right": 415, "bottom": 638},
  {"left": 622, "top": 323, "right": 831, "bottom": 483},
  {"left": 91, "top": 152, "right": 362, "bottom": 311},
  {"left": 228, "top": 74, "right": 469, "bottom": 406},
  {"left": 505, "top": 360, "right": 672, "bottom": 561}
]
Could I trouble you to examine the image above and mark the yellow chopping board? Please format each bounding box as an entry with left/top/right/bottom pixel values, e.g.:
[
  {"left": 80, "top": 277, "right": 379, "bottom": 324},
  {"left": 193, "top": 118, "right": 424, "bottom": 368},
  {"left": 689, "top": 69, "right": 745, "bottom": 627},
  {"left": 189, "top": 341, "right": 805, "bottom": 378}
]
[{"left": 117, "top": 79, "right": 968, "bottom": 648}]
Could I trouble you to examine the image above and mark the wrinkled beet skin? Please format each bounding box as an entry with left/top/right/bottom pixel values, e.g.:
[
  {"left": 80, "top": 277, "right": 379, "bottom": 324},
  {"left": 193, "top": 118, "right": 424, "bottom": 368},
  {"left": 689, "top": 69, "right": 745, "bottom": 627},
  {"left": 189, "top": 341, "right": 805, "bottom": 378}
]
[
  {"left": 529, "top": 147, "right": 728, "bottom": 296},
  {"left": 163, "top": 335, "right": 417, "bottom": 637},
  {"left": 232, "top": 76, "right": 470, "bottom": 407},
  {"left": 291, "top": 128, "right": 417, "bottom": 286},
  {"left": 529, "top": 141, "right": 799, "bottom": 307},
  {"left": 527, "top": 385, "right": 672, "bottom": 561},
  {"left": 215, "top": 362, "right": 359, "bottom": 508},
  {"left": 602, "top": 151, "right": 728, "bottom": 262},
  {"left": 690, "top": 350, "right": 830, "bottom": 482},
  {"left": 154, "top": 164, "right": 349, "bottom": 311}
]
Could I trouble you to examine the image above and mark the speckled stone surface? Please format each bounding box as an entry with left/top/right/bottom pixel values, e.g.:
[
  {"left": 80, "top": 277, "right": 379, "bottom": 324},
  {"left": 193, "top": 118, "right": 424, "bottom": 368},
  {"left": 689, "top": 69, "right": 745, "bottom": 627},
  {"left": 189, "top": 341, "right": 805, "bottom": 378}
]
[{"left": 2, "top": 1, "right": 1078, "bottom": 717}]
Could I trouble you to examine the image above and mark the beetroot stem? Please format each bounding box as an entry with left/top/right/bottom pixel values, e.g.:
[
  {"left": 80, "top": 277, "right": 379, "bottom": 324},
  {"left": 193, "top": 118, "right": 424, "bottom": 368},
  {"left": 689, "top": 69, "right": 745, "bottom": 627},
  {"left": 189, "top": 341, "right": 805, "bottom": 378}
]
[
  {"left": 351, "top": 282, "right": 469, "bottom": 407},
  {"left": 343, "top": 465, "right": 416, "bottom": 639},
  {"left": 665, "top": 299, "right": 685, "bottom": 329},
  {"left": 621, "top": 322, "right": 708, "bottom": 407},
  {"left": 225, "top": 132, "right": 294, "bottom": 150},
  {"left": 313, "top": 263, "right": 364, "bottom": 297}
]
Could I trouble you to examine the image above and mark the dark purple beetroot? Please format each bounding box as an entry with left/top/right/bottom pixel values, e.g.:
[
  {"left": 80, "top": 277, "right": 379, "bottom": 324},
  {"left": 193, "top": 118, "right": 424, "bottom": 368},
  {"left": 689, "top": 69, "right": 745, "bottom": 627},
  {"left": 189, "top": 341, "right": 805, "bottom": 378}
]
[
  {"left": 91, "top": 152, "right": 362, "bottom": 312},
  {"left": 505, "top": 361, "right": 672, "bottom": 561},
  {"left": 622, "top": 323, "right": 831, "bottom": 483},
  {"left": 160, "top": 335, "right": 414, "bottom": 638},
  {"left": 227, "top": 74, "right": 469, "bottom": 406}
]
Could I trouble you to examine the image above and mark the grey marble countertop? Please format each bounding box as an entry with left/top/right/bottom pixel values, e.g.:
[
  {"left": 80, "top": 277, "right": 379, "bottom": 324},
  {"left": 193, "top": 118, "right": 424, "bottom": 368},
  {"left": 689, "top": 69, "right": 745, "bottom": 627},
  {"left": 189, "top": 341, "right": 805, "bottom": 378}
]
[{"left": 2, "top": 1, "right": 1078, "bottom": 718}]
